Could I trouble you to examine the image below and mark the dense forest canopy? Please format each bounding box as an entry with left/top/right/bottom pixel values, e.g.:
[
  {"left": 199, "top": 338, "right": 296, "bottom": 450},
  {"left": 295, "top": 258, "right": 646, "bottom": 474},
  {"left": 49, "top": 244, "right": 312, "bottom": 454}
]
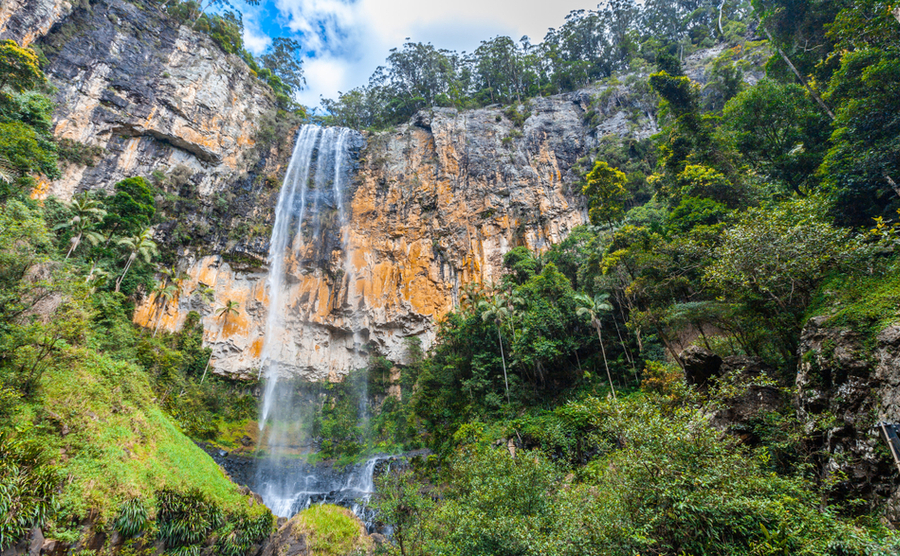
[{"left": 318, "top": 0, "right": 755, "bottom": 128}]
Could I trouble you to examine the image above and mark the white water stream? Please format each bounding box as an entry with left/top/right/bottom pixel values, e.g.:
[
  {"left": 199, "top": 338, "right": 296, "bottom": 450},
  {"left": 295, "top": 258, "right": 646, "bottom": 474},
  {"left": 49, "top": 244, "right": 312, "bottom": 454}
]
[{"left": 253, "top": 125, "right": 381, "bottom": 524}]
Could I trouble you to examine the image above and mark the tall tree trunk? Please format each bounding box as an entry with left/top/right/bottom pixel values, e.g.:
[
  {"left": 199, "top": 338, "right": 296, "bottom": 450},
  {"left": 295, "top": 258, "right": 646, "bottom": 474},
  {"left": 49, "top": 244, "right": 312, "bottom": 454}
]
[
  {"left": 718, "top": 1, "right": 725, "bottom": 36},
  {"left": 65, "top": 233, "right": 81, "bottom": 260},
  {"left": 497, "top": 327, "right": 510, "bottom": 404},
  {"left": 595, "top": 321, "right": 617, "bottom": 401},
  {"left": 762, "top": 27, "right": 835, "bottom": 120},
  {"left": 201, "top": 326, "right": 223, "bottom": 384},
  {"left": 115, "top": 254, "right": 135, "bottom": 293},
  {"left": 153, "top": 299, "right": 167, "bottom": 337}
]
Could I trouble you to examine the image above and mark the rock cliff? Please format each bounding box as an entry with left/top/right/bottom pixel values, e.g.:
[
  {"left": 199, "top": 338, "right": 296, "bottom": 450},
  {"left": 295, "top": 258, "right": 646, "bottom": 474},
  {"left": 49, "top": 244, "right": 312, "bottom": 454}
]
[
  {"left": 796, "top": 316, "right": 900, "bottom": 523},
  {"left": 31, "top": 0, "right": 278, "bottom": 203},
  {"left": 136, "top": 92, "right": 662, "bottom": 379},
  {"left": 10, "top": 0, "right": 743, "bottom": 380},
  {"left": 0, "top": 0, "right": 72, "bottom": 47}
]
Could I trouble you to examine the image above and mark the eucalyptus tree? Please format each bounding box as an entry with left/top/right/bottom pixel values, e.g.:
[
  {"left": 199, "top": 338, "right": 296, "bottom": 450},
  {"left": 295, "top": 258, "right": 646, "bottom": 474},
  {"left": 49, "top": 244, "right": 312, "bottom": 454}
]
[
  {"left": 473, "top": 36, "right": 525, "bottom": 104},
  {"left": 260, "top": 37, "right": 305, "bottom": 94},
  {"left": 56, "top": 196, "right": 106, "bottom": 260},
  {"left": 201, "top": 299, "right": 240, "bottom": 383},
  {"left": 114, "top": 227, "right": 158, "bottom": 293},
  {"left": 574, "top": 292, "right": 617, "bottom": 401}
]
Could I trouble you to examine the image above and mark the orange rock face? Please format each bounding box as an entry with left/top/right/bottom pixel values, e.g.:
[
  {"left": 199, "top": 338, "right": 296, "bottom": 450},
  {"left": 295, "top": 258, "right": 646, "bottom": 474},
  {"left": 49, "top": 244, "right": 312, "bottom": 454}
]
[{"left": 134, "top": 98, "right": 618, "bottom": 380}]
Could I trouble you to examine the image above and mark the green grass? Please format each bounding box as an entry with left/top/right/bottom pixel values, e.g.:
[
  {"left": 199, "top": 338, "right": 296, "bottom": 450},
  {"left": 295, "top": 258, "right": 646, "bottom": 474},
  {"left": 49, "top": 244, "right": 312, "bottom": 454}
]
[
  {"left": 291, "top": 504, "right": 371, "bottom": 556},
  {"left": 17, "top": 346, "right": 264, "bottom": 532},
  {"left": 808, "top": 259, "right": 900, "bottom": 344}
]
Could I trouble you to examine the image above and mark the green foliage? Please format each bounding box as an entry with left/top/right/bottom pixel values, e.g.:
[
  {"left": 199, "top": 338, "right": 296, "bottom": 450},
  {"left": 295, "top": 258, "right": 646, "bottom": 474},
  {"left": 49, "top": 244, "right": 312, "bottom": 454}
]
[
  {"left": 705, "top": 195, "right": 853, "bottom": 361},
  {"left": 0, "top": 90, "right": 54, "bottom": 135},
  {"left": 372, "top": 467, "right": 434, "bottom": 556},
  {"left": 55, "top": 138, "right": 105, "bottom": 167},
  {"left": 259, "top": 37, "right": 305, "bottom": 101},
  {"left": 723, "top": 78, "right": 829, "bottom": 194},
  {"left": 819, "top": 49, "right": 900, "bottom": 225},
  {"left": 386, "top": 395, "right": 900, "bottom": 556},
  {"left": 807, "top": 257, "right": 900, "bottom": 343},
  {"left": 214, "top": 511, "right": 275, "bottom": 556},
  {"left": 114, "top": 498, "right": 149, "bottom": 539},
  {"left": 99, "top": 177, "right": 156, "bottom": 239},
  {"left": 0, "top": 40, "right": 45, "bottom": 93},
  {"left": 667, "top": 195, "right": 728, "bottom": 231},
  {"left": 156, "top": 488, "right": 223, "bottom": 548},
  {"left": 0, "top": 431, "right": 59, "bottom": 549},
  {"left": 582, "top": 160, "right": 630, "bottom": 226},
  {"left": 321, "top": 2, "right": 757, "bottom": 129},
  {"left": 0, "top": 121, "right": 59, "bottom": 186},
  {"left": 292, "top": 504, "right": 370, "bottom": 556}
]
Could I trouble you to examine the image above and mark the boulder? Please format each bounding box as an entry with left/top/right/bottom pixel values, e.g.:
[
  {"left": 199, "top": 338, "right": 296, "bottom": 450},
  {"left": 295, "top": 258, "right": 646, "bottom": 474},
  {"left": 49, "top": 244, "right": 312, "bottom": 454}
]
[
  {"left": 259, "top": 504, "right": 373, "bottom": 556},
  {"left": 680, "top": 345, "right": 723, "bottom": 387}
]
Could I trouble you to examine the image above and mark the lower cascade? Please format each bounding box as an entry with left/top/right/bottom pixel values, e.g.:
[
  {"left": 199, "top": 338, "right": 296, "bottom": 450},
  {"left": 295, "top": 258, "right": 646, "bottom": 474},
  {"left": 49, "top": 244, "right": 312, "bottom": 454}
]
[{"left": 252, "top": 124, "right": 380, "bottom": 524}]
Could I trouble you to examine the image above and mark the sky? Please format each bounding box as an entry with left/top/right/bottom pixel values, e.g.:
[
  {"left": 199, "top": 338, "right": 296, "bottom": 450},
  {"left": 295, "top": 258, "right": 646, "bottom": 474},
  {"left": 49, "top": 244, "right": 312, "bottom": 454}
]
[{"left": 238, "top": 0, "right": 597, "bottom": 107}]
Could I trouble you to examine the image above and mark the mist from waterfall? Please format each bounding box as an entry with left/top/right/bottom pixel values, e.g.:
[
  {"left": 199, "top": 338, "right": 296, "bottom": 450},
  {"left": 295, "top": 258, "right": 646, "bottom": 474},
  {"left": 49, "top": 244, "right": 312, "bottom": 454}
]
[{"left": 253, "top": 124, "right": 381, "bottom": 522}]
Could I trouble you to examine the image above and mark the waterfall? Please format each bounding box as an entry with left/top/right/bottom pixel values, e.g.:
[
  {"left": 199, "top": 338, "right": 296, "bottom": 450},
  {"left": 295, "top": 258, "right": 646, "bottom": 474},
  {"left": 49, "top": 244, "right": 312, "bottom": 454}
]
[{"left": 253, "top": 124, "right": 381, "bottom": 523}]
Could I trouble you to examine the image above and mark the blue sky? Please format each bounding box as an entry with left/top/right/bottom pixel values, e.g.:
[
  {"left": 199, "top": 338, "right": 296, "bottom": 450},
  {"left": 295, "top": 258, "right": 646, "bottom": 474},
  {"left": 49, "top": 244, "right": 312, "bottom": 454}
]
[{"left": 237, "top": 0, "right": 597, "bottom": 107}]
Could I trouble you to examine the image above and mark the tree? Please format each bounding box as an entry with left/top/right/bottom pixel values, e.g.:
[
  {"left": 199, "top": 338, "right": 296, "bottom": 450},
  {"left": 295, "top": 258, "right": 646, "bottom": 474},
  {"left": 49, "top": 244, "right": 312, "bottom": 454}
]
[
  {"left": 582, "top": 160, "right": 631, "bottom": 226},
  {"left": 100, "top": 177, "right": 156, "bottom": 240},
  {"left": 55, "top": 196, "right": 106, "bottom": 260},
  {"left": 478, "top": 294, "right": 512, "bottom": 404},
  {"left": 115, "top": 227, "right": 158, "bottom": 293},
  {"left": 371, "top": 468, "right": 434, "bottom": 556},
  {"left": 0, "top": 122, "right": 60, "bottom": 185},
  {"left": 819, "top": 49, "right": 900, "bottom": 225},
  {"left": 260, "top": 38, "right": 305, "bottom": 96},
  {"left": 722, "top": 78, "right": 830, "bottom": 194},
  {"left": 0, "top": 40, "right": 44, "bottom": 93},
  {"left": 574, "top": 292, "right": 617, "bottom": 401},
  {"left": 191, "top": 283, "right": 215, "bottom": 306},
  {"left": 704, "top": 195, "right": 850, "bottom": 360},
  {"left": 201, "top": 299, "right": 239, "bottom": 383},
  {"left": 151, "top": 281, "right": 179, "bottom": 337}
]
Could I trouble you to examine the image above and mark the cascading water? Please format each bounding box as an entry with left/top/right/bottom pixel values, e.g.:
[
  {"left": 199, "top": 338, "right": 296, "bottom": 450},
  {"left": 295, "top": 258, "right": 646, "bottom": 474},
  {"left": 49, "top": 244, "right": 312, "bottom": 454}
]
[{"left": 252, "top": 124, "right": 384, "bottom": 526}]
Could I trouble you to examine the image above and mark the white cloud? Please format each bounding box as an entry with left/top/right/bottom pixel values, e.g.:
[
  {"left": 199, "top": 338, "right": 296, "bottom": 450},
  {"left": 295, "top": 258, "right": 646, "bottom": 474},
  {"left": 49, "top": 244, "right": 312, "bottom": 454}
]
[
  {"left": 265, "top": 0, "right": 596, "bottom": 107},
  {"left": 243, "top": 25, "right": 272, "bottom": 55},
  {"left": 296, "top": 56, "right": 351, "bottom": 106}
]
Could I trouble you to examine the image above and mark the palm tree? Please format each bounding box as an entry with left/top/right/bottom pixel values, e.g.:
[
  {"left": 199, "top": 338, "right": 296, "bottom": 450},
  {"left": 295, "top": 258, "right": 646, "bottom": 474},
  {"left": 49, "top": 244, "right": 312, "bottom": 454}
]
[
  {"left": 160, "top": 264, "right": 189, "bottom": 289},
  {"left": 84, "top": 260, "right": 110, "bottom": 293},
  {"left": 151, "top": 280, "right": 179, "bottom": 337},
  {"left": 192, "top": 283, "right": 215, "bottom": 307},
  {"left": 0, "top": 154, "right": 18, "bottom": 185},
  {"left": 459, "top": 281, "right": 488, "bottom": 316},
  {"left": 55, "top": 196, "right": 107, "bottom": 260},
  {"left": 575, "top": 292, "right": 617, "bottom": 401},
  {"left": 478, "top": 293, "right": 512, "bottom": 404},
  {"left": 201, "top": 299, "right": 240, "bottom": 383},
  {"left": 115, "top": 227, "right": 158, "bottom": 292}
]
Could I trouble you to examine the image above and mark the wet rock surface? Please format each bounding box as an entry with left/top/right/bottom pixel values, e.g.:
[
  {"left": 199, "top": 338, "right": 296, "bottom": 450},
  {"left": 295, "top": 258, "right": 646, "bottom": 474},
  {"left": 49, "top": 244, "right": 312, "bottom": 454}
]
[
  {"left": 204, "top": 443, "right": 423, "bottom": 528},
  {"left": 796, "top": 316, "right": 900, "bottom": 522}
]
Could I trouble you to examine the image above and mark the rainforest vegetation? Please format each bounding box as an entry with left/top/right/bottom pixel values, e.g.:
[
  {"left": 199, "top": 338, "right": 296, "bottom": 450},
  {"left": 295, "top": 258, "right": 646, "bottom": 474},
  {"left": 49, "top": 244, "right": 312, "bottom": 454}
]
[{"left": 1, "top": 0, "right": 900, "bottom": 555}]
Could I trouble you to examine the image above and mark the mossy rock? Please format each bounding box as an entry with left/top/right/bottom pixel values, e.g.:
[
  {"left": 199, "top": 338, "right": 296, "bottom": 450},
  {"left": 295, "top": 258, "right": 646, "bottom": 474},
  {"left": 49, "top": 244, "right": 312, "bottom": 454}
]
[{"left": 261, "top": 505, "right": 372, "bottom": 556}]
